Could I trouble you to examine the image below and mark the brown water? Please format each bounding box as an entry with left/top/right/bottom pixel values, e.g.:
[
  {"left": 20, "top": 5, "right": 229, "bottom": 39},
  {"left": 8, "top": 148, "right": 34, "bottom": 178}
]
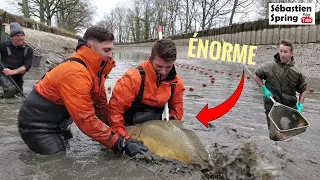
[{"left": 0, "top": 48, "right": 319, "bottom": 180}]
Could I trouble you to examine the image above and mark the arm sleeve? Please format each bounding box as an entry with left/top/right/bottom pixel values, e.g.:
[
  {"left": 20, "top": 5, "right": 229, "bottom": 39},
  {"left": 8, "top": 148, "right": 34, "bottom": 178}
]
[
  {"left": 58, "top": 69, "right": 119, "bottom": 148},
  {"left": 94, "top": 84, "right": 109, "bottom": 125},
  {"left": 23, "top": 47, "right": 33, "bottom": 72},
  {"left": 0, "top": 43, "right": 6, "bottom": 70},
  {"left": 0, "top": 43, "right": 5, "bottom": 55},
  {"left": 296, "top": 72, "right": 307, "bottom": 93},
  {"left": 107, "top": 69, "right": 139, "bottom": 139},
  {"left": 169, "top": 80, "right": 185, "bottom": 120},
  {"left": 255, "top": 63, "right": 269, "bottom": 80}
]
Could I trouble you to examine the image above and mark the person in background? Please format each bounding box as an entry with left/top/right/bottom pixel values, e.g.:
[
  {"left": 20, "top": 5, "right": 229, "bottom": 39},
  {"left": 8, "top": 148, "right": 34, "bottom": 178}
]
[
  {"left": 0, "top": 22, "right": 33, "bottom": 98},
  {"left": 254, "top": 39, "right": 307, "bottom": 129}
]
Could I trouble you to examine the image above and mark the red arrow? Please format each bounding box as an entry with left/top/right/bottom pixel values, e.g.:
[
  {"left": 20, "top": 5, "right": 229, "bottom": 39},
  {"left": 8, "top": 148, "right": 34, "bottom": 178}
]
[{"left": 196, "top": 70, "right": 245, "bottom": 127}]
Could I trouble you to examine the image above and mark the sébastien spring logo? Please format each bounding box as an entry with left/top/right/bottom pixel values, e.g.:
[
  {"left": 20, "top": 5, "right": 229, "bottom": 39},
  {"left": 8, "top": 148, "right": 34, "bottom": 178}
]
[{"left": 269, "top": 3, "right": 315, "bottom": 25}]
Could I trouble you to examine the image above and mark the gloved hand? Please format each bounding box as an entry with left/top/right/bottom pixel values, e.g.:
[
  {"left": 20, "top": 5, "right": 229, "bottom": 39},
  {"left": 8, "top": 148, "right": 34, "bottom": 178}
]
[
  {"left": 261, "top": 85, "right": 273, "bottom": 99},
  {"left": 61, "top": 125, "right": 73, "bottom": 140},
  {"left": 296, "top": 103, "right": 304, "bottom": 113},
  {"left": 113, "top": 136, "right": 148, "bottom": 157}
]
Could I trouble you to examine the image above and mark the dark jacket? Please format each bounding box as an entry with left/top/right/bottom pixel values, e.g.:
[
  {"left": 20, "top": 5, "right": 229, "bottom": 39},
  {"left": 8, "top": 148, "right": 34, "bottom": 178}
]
[
  {"left": 255, "top": 53, "right": 307, "bottom": 111},
  {"left": 0, "top": 41, "right": 33, "bottom": 87}
]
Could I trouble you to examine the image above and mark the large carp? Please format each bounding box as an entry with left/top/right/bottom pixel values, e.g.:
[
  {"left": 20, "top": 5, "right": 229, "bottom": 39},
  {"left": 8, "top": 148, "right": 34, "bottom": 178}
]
[{"left": 126, "top": 120, "right": 214, "bottom": 169}]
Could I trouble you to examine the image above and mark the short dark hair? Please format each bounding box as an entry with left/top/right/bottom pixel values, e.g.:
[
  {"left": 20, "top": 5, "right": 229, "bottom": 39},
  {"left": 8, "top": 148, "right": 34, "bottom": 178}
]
[
  {"left": 280, "top": 39, "right": 293, "bottom": 52},
  {"left": 151, "top": 38, "right": 177, "bottom": 62},
  {"left": 83, "top": 26, "right": 114, "bottom": 42}
]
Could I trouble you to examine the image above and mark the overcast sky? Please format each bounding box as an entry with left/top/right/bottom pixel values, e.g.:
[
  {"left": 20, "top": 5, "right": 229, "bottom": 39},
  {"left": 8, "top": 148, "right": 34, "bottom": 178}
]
[
  {"left": 0, "top": 0, "right": 129, "bottom": 24},
  {"left": 90, "top": 0, "right": 130, "bottom": 24}
]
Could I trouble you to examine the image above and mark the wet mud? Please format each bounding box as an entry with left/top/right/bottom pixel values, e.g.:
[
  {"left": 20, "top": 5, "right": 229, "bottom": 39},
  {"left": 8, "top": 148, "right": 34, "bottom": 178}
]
[{"left": 0, "top": 44, "right": 320, "bottom": 180}]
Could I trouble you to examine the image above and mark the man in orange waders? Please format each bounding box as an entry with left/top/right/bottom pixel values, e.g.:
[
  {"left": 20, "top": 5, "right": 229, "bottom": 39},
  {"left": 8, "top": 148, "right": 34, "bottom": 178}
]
[
  {"left": 108, "top": 38, "right": 185, "bottom": 139},
  {"left": 17, "top": 26, "right": 147, "bottom": 156}
]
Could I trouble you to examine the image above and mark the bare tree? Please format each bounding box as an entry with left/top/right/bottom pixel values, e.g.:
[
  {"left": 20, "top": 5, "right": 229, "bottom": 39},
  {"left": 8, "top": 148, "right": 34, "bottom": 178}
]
[
  {"left": 27, "top": 0, "right": 80, "bottom": 26},
  {"left": 255, "top": 0, "right": 269, "bottom": 20},
  {"left": 96, "top": 3, "right": 132, "bottom": 43},
  {"left": 56, "top": 0, "right": 95, "bottom": 33},
  {"left": 229, "top": 0, "right": 254, "bottom": 25},
  {"left": 153, "top": 0, "right": 166, "bottom": 34},
  {"left": 28, "top": 0, "right": 56, "bottom": 25},
  {"left": 6, "top": 0, "right": 31, "bottom": 18},
  {"left": 198, "top": 0, "right": 231, "bottom": 30},
  {"left": 113, "top": 5, "right": 126, "bottom": 43},
  {"left": 96, "top": 0, "right": 275, "bottom": 43},
  {"left": 96, "top": 13, "right": 117, "bottom": 34},
  {"left": 133, "top": 1, "right": 142, "bottom": 41},
  {"left": 166, "top": 0, "right": 180, "bottom": 36},
  {"left": 180, "top": 0, "right": 198, "bottom": 33},
  {"left": 19, "top": 0, "right": 31, "bottom": 18},
  {"left": 123, "top": 9, "right": 135, "bottom": 42}
]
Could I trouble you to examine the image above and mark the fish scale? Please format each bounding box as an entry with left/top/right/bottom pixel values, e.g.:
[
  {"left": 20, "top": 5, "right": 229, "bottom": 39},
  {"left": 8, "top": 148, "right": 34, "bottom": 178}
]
[
  {"left": 165, "top": 121, "right": 198, "bottom": 158},
  {"left": 127, "top": 120, "right": 214, "bottom": 170}
]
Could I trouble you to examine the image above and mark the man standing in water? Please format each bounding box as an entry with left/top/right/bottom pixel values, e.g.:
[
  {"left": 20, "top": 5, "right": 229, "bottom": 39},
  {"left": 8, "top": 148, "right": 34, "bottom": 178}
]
[
  {"left": 107, "top": 38, "right": 185, "bottom": 139},
  {"left": 0, "top": 22, "right": 33, "bottom": 98},
  {"left": 17, "top": 26, "right": 147, "bottom": 156},
  {"left": 254, "top": 39, "right": 307, "bottom": 129}
]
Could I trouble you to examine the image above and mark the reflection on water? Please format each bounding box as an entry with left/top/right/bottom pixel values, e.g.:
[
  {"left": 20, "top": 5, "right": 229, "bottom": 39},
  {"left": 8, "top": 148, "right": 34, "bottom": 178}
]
[
  {"left": 0, "top": 49, "right": 319, "bottom": 180},
  {"left": 113, "top": 50, "right": 149, "bottom": 62}
]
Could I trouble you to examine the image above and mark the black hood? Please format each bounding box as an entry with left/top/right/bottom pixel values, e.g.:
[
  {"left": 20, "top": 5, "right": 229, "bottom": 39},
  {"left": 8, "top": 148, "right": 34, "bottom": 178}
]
[
  {"left": 75, "top": 38, "right": 88, "bottom": 51},
  {"left": 155, "top": 64, "right": 177, "bottom": 87},
  {"left": 164, "top": 64, "right": 177, "bottom": 81}
]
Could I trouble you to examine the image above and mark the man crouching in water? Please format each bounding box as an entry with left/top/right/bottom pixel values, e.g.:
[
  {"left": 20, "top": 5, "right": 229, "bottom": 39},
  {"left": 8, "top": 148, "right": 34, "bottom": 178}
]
[
  {"left": 107, "top": 38, "right": 185, "bottom": 139},
  {"left": 17, "top": 26, "right": 147, "bottom": 156}
]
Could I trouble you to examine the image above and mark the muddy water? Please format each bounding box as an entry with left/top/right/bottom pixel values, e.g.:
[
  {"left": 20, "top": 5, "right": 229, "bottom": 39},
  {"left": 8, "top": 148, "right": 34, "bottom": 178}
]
[{"left": 0, "top": 48, "right": 319, "bottom": 180}]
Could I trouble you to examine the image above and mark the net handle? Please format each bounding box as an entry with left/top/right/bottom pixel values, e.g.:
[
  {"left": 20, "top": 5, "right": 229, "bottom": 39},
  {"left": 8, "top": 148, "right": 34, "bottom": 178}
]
[{"left": 270, "top": 96, "right": 276, "bottom": 104}]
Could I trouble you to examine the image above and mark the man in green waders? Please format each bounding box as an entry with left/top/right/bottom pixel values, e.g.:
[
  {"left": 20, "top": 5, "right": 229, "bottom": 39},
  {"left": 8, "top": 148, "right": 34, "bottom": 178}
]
[{"left": 254, "top": 39, "right": 307, "bottom": 129}]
